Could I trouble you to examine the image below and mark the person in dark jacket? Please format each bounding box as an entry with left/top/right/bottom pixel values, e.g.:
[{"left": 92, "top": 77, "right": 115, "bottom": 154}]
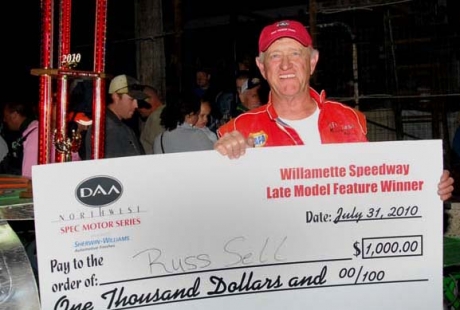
[{"left": 85, "top": 74, "right": 147, "bottom": 159}]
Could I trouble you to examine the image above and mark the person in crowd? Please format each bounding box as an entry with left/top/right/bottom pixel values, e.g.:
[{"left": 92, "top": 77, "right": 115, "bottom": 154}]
[
  {"left": 233, "top": 75, "right": 262, "bottom": 117},
  {"left": 0, "top": 102, "right": 38, "bottom": 178},
  {"left": 139, "top": 85, "right": 166, "bottom": 154},
  {"left": 237, "top": 55, "right": 254, "bottom": 72},
  {"left": 195, "top": 97, "right": 217, "bottom": 143},
  {"left": 214, "top": 19, "right": 454, "bottom": 200},
  {"left": 193, "top": 67, "right": 223, "bottom": 128},
  {"left": 214, "top": 70, "right": 250, "bottom": 125},
  {"left": 235, "top": 70, "right": 250, "bottom": 93},
  {"left": 85, "top": 74, "right": 146, "bottom": 159},
  {"left": 193, "top": 68, "right": 216, "bottom": 99},
  {"left": 215, "top": 70, "right": 266, "bottom": 122},
  {"left": 0, "top": 134, "right": 7, "bottom": 162},
  {"left": 153, "top": 92, "right": 214, "bottom": 154}
]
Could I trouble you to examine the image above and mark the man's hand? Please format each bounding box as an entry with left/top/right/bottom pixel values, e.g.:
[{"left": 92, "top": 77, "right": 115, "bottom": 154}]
[
  {"left": 214, "top": 131, "right": 254, "bottom": 159},
  {"left": 438, "top": 169, "right": 454, "bottom": 201}
]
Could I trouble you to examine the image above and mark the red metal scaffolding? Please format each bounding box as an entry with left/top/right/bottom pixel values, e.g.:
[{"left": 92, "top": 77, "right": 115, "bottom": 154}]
[{"left": 32, "top": 0, "right": 109, "bottom": 163}]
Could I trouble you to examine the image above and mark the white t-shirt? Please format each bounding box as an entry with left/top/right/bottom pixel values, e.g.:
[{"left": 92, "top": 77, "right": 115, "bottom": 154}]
[{"left": 280, "top": 107, "right": 321, "bottom": 146}]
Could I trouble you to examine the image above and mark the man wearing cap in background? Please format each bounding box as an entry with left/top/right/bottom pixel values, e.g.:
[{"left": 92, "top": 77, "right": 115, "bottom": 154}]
[
  {"left": 85, "top": 74, "right": 147, "bottom": 159},
  {"left": 215, "top": 19, "right": 454, "bottom": 201},
  {"left": 233, "top": 75, "right": 262, "bottom": 118}
]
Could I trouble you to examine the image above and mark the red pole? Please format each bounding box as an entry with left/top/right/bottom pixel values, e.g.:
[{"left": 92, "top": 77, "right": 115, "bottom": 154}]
[
  {"left": 91, "top": 0, "right": 108, "bottom": 159},
  {"left": 38, "top": 0, "right": 54, "bottom": 165},
  {"left": 55, "top": 0, "right": 72, "bottom": 163}
]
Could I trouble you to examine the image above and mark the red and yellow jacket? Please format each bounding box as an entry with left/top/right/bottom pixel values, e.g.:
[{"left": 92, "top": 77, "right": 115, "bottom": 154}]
[{"left": 217, "top": 88, "right": 368, "bottom": 147}]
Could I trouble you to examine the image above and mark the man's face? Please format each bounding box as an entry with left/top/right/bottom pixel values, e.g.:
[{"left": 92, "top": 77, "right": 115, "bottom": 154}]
[
  {"left": 137, "top": 89, "right": 160, "bottom": 118},
  {"left": 195, "top": 102, "right": 211, "bottom": 128},
  {"left": 256, "top": 38, "right": 318, "bottom": 98},
  {"left": 196, "top": 71, "right": 210, "bottom": 88},
  {"left": 240, "top": 86, "right": 261, "bottom": 110},
  {"left": 137, "top": 105, "right": 151, "bottom": 118},
  {"left": 113, "top": 94, "right": 138, "bottom": 120},
  {"left": 3, "top": 108, "right": 19, "bottom": 131}
]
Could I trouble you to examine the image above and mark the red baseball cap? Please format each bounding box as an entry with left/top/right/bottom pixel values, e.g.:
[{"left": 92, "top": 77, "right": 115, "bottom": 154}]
[
  {"left": 67, "top": 112, "right": 92, "bottom": 126},
  {"left": 258, "top": 20, "right": 312, "bottom": 53}
]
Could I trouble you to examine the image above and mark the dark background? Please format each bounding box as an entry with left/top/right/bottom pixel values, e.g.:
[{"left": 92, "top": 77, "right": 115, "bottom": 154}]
[{"left": 3, "top": 0, "right": 460, "bottom": 109}]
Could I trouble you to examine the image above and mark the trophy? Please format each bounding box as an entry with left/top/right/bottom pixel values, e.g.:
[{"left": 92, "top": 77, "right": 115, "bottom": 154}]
[{"left": 52, "top": 129, "right": 82, "bottom": 162}]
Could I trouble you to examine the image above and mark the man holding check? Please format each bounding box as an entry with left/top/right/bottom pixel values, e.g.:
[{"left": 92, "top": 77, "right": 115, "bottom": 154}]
[{"left": 215, "top": 19, "right": 454, "bottom": 201}]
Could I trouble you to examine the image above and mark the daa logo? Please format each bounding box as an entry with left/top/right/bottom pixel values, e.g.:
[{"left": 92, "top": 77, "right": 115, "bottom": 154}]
[{"left": 76, "top": 176, "right": 123, "bottom": 207}]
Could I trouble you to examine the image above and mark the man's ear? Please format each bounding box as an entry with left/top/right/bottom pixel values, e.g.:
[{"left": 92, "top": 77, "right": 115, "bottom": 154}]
[
  {"left": 310, "top": 49, "right": 319, "bottom": 75},
  {"left": 256, "top": 56, "right": 267, "bottom": 80},
  {"left": 111, "top": 93, "right": 119, "bottom": 102}
]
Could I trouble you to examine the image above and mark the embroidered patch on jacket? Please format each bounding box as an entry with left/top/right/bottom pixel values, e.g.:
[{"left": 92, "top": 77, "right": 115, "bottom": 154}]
[
  {"left": 329, "top": 122, "right": 355, "bottom": 135},
  {"left": 249, "top": 131, "right": 268, "bottom": 147}
]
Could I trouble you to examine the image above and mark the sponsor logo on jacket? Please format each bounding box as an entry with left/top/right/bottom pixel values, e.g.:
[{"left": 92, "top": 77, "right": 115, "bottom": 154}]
[{"left": 250, "top": 131, "right": 268, "bottom": 147}]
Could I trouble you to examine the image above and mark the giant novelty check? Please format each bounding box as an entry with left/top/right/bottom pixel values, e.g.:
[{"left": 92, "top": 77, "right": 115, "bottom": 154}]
[{"left": 33, "top": 140, "right": 444, "bottom": 310}]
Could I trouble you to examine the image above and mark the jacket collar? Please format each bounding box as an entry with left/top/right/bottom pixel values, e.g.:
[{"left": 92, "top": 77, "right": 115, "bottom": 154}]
[{"left": 265, "top": 87, "right": 327, "bottom": 120}]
